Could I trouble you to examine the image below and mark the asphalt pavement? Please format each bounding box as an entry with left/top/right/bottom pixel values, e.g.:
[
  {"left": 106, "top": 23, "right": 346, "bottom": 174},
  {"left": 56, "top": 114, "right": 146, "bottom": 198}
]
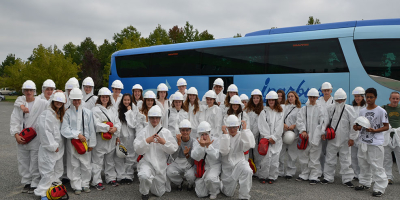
[{"left": 1, "top": 101, "right": 399, "bottom": 200}]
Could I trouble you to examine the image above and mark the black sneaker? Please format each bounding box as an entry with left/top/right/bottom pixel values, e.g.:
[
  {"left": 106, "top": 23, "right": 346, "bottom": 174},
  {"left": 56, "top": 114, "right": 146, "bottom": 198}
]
[
  {"left": 285, "top": 176, "right": 292, "bottom": 180},
  {"left": 28, "top": 187, "right": 36, "bottom": 194},
  {"left": 268, "top": 179, "right": 275, "bottom": 184},
  {"left": 343, "top": 181, "right": 354, "bottom": 188},
  {"left": 309, "top": 180, "right": 320, "bottom": 185},
  {"left": 177, "top": 183, "right": 183, "bottom": 191},
  {"left": 260, "top": 179, "right": 267, "bottom": 184},
  {"left": 296, "top": 177, "right": 306, "bottom": 181},
  {"left": 187, "top": 184, "right": 193, "bottom": 191},
  {"left": 22, "top": 184, "right": 30, "bottom": 193},
  {"left": 142, "top": 194, "right": 149, "bottom": 200},
  {"left": 372, "top": 191, "right": 383, "bottom": 197},
  {"left": 321, "top": 179, "right": 329, "bottom": 184},
  {"left": 355, "top": 185, "right": 370, "bottom": 191},
  {"left": 108, "top": 180, "right": 119, "bottom": 187},
  {"left": 95, "top": 183, "right": 105, "bottom": 190}
]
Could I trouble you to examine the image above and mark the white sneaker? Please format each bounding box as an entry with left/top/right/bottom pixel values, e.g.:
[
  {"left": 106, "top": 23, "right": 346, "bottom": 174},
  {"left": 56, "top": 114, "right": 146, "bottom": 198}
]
[{"left": 210, "top": 194, "right": 217, "bottom": 199}]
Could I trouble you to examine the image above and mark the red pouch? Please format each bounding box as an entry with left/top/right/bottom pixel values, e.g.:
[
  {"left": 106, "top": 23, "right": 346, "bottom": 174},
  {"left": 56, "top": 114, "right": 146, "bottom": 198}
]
[
  {"left": 325, "top": 127, "right": 336, "bottom": 140},
  {"left": 19, "top": 127, "right": 37, "bottom": 144},
  {"left": 194, "top": 159, "right": 205, "bottom": 178},
  {"left": 71, "top": 139, "right": 88, "bottom": 155},
  {"left": 258, "top": 138, "right": 269, "bottom": 156},
  {"left": 297, "top": 135, "right": 308, "bottom": 150},
  {"left": 244, "top": 150, "right": 249, "bottom": 155},
  {"left": 101, "top": 122, "right": 113, "bottom": 140}
]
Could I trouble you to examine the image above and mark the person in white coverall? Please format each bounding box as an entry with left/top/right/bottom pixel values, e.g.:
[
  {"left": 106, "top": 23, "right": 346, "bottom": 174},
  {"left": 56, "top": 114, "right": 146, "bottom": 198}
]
[
  {"left": 10, "top": 80, "right": 48, "bottom": 194},
  {"left": 82, "top": 77, "right": 98, "bottom": 110},
  {"left": 220, "top": 115, "right": 255, "bottom": 200},
  {"left": 34, "top": 92, "right": 66, "bottom": 200},
  {"left": 134, "top": 105, "right": 178, "bottom": 200},
  {"left": 240, "top": 94, "right": 249, "bottom": 108},
  {"left": 321, "top": 89, "right": 357, "bottom": 187},
  {"left": 64, "top": 77, "right": 80, "bottom": 110},
  {"left": 132, "top": 84, "right": 144, "bottom": 106},
  {"left": 220, "top": 84, "right": 240, "bottom": 115},
  {"left": 111, "top": 80, "right": 124, "bottom": 111},
  {"left": 169, "top": 78, "right": 188, "bottom": 104},
  {"left": 115, "top": 93, "right": 138, "bottom": 184},
  {"left": 278, "top": 91, "right": 301, "bottom": 180},
  {"left": 223, "top": 95, "right": 250, "bottom": 131},
  {"left": 257, "top": 91, "right": 284, "bottom": 184},
  {"left": 39, "top": 79, "right": 56, "bottom": 101},
  {"left": 191, "top": 121, "right": 221, "bottom": 199},
  {"left": 163, "top": 92, "right": 189, "bottom": 139},
  {"left": 296, "top": 88, "right": 328, "bottom": 185},
  {"left": 353, "top": 88, "right": 388, "bottom": 197},
  {"left": 136, "top": 91, "right": 157, "bottom": 134},
  {"left": 156, "top": 83, "right": 170, "bottom": 113},
  {"left": 184, "top": 87, "right": 202, "bottom": 138},
  {"left": 202, "top": 78, "right": 226, "bottom": 106},
  {"left": 91, "top": 87, "right": 121, "bottom": 190},
  {"left": 61, "top": 88, "right": 96, "bottom": 195},
  {"left": 318, "top": 82, "right": 334, "bottom": 174},
  {"left": 166, "top": 119, "right": 196, "bottom": 191},
  {"left": 199, "top": 90, "right": 223, "bottom": 139}
]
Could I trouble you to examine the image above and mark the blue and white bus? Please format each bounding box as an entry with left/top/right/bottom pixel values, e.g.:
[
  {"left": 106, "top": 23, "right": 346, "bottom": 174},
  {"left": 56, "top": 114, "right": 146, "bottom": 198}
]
[{"left": 109, "top": 18, "right": 400, "bottom": 105}]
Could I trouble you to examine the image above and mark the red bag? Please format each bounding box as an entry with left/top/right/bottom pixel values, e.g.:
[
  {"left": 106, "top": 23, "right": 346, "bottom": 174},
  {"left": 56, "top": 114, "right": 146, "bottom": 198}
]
[
  {"left": 297, "top": 135, "right": 308, "bottom": 150},
  {"left": 248, "top": 158, "right": 257, "bottom": 173},
  {"left": 244, "top": 150, "right": 249, "bottom": 155},
  {"left": 194, "top": 159, "right": 205, "bottom": 178},
  {"left": 71, "top": 139, "right": 88, "bottom": 155},
  {"left": 46, "top": 184, "right": 68, "bottom": 200},
  {"left": 137, "top": 155, "right": 143, "bottom": 162},
  {"left": 19, "top": 127, "right": 37, "bottom": 144},
  {"left": 101, "top": 122, "right": 113, "bottom": 140},
  {"left": 325, "top": 127, "right": 336, "bottom": 140},
  {"left": 258, "top": 138, "right": 269, "bottom": 156}
]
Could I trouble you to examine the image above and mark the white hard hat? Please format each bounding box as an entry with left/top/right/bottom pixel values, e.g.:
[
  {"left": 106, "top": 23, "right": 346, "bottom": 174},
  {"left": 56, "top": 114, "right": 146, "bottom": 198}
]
[
  {"left": 352, "top": 87, "right": 365, "bottom": 95},
  {"left": 148, "top": 105, "right": 162, "bottom": 117},
  {"left": 251, "top": 89, "right": 262, "bottom": 96},
  {"left": 53, "top": 92, "right": 66, "bottom": 103},
  {"left": 266, "top": 91, "right": 278, "bottom": 100},
  {"left": 42, "top": 79, "right": 56, "bottom": 88},
  {"left": 144, "top": 91, "right": 156, "bottom": 99},
  {"left": 283, "top": 131, "right": 296, "bottom": 145},
  {"left": 69, "top": 88, "right": 83, "bottom": 100},
  {"left": 172, "top": 92, "right": 184, "bottom": 101},
  {"left": 213, "top": 78, "right": 224, "bottom": 86},
  {"left": 82, "top": 77, "right": 94, "bottom": 87},
  {"left": 22, "top": 80, "right": 36, "bottom": 90},
  {"left": 197, "top": 121, "right": 211, "bottom": 133},
  {"left": 307, "top": 88, "right": 320, "bottom": 97},
  {"left": 98, "top": 87, "right": 112, "bottom": 96},
  {"left": 204, "top": 90, "right": 217, "bottom": 99},
  {"left": 229, "top": 95, "right": 242, "bottom": 104},
  {"left": 65, "top": 77, "right": 79, "bottom": 90},
  {"left": 132, "top": 84, "right": 143, "bottom": 90},
  {"left": 116, "top": 144, "right": 128, "bottom": 159},
  {"left": 179, "top": 119, "right": 192, "bottom": 129},
  {"left": 334, "top": 88, "right": 347, "bottom": 100},
  {"left": 157, "top": 83, "right": 168, "bottom": 91},
  {"left": 111, "top": 80, "right": 124, "bottom": 89},
  {"left": 240, "top": 94, "right": 249, "bottom": 101},
  {"left": 354, "top": 116, "right": 371, "bottom": 128},
  {"left": 321, "top": 82, "right": 333, "bottom": 90},
  {"left": 187, "top": 87, "right": 198, "bottom": 95},
  {"left": 177, "top": 78, "right": 187, "bottom": 86},
  {"left": 227, "top": 84, "right": 238, "bottom": 93},
  {"left": 226, "top": 115, "right": 240, "bottom": 127}
]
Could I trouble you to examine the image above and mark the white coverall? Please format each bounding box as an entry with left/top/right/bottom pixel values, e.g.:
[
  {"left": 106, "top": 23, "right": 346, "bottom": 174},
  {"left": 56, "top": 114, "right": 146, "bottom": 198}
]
[
  {"left": 134, "top": 123, "right": 178, "bottom": 196},
  {"left": 10, "top": 97, "right": 48, "bottom": 188},
  {"left": 191, "top": 133, "right": 221, "bottom": 198},
  {"left": 115, "top": 104, "right": 139, "bottom": 181},
  {"left": 351, "top": 105, "right": 365, "bottom": 178},
  {"left": 163, "top": 107, "right": 189, "bottom": 138},
  {"left": 247, "top": 110, "right": 262, "bottom": 177},
  {"left": 61, "top": 105, "right": 96, "bottom": 191},
  {"left": 224, "top": 111, "right": 251, "bottom": 160},
  {"left": 91, "top": 104, "right": 121, "bottom": 185},
  {"left": 111, "top": 93, "right": 123, "bottom": 111},
  {"left": 296, "top": 102, "right": 328, "bottom": 180},
  {"left": 187, "top": 103, "right": 201, "bottom": 139},
  {"left": 279, "top": 104, "right": 301, "bottom": 177},
  {"left": 199, "top": 105, "right": 223, "bottom": 138},
  {"left": 323, "top": 103, "right": 357, "bottom": 183},
  {"left": 220, "top": 129, "right": 255, "bottom": 200},
  {"left": 317, "top": 96, "right": 334, "bottom": 172},
  {"left": 34, "top": 108, "right": 65, "bottom": 197},
  {"left": 156, "top": 99, "right": 170, "bottom": 113},
  {"left": 82, "top": 85, "right": 97, "bottom": 110},
  {"left": 257, "top": 108, "right": 284, "bottom": 180},
  {"left": 201, "top": 85, "right": 225, "bottom": 106},
  {"left": 383, "top": 127, "right": 400, "bottom": 181}
]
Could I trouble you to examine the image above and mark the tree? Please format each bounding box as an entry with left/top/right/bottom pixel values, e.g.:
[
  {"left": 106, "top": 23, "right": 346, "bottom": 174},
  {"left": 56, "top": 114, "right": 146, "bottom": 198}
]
[
  {"left": 183, "top": 21, "right": 196, "bottom": 42},
  {"left": 169, "top": 25, "right": 185, "bottom": 43},
  {"left": 198, "top": 30, "right": 214, "bottom": 41},
  {"left": 82, "top": 50, "right": 102, "bottom": 89},
  {"left": 147, "top": 24, "right": 172, "bottom": 46},
  {"left": 0, "top": 53, "right": 16, "bottom": 76},
  {"left": 113, "top": 25, "right": 142, "bottom": 45},
  {"left": 233, "top": 33, "right": 242, "bottom": 38},
  {"left": 96, "top": 39, "right": 116, "bottom": 68},
  {"left": 0, "top": 58, "right": 26, "bottom": 89},
  {"left": 168, "top": 22, "right": 214, "bottom": 43},
  {"left": 307, "top": 16, "right": 321, "bottom": 25},
  {"left": 63, "top": 42, "right": 81, "bottom": 65}
]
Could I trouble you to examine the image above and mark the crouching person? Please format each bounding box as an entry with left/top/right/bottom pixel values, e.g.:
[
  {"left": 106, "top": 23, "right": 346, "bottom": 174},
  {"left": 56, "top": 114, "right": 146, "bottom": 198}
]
[
  {"left": 61, "top": 88, "right": 96, "bottom": 195},
  {"left": 191, "top": 121, "right": 221, "bottom": 199},
  {"left": 134, "top": 105, "right": 178, "bottom": 200},
  {"left": 166, "top": 119, "right": 196, "bottom": 191},
  {"left": 220, "top": 115, "right": 255, "bottom": 200}
]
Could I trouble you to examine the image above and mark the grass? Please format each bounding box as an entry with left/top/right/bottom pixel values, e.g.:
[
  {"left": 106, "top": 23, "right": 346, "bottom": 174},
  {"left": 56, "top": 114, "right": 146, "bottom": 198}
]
[{"left": 3, "top": 95, "right": 17, "bottom": 102}]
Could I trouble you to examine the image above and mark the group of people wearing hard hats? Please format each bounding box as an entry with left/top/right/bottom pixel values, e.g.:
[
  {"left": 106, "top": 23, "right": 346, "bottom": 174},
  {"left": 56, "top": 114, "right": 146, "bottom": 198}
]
[{"left": 9, "top": 77, "right": 399, "bottom": 200}]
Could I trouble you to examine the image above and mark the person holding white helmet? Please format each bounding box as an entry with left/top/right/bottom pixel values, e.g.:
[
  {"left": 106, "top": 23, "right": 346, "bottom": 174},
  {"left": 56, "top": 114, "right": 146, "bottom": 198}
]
[
  {"left": 132, "top": 84, "right": 144, "bottom": 106},
  {"left": 199, "top": 90, "right": 223, "bottom": 138},
  {"left": 278, "top": 91, "right": 302, "bottom": 180},
  {"left": 351, "top": 86, "right": 366, "bottom": 180},
  {"left": 220, "top": 84, "right": 241, "bottom": 115},
  {"left": 240, "top": 94, "right": 249, "bottom": 107},
  {"left": 353, "top": 88, "right": 388, "bottom": 197},
  {"left": 156, "top": 83, "right": 170, "bottom": 113},
  {"left": 257, "top": 91, "right": 284, "bottom": 184},
  {"left": 136, "top": 91, "right": 157, "bottom": 133},
  {"left": 82, "top": 77, "right": 98, "bottom": 110},
  {"left": 184, "top": 87, "right": 202, "bottom": 138},
  {"left": 134, "top": 105, "right": 178, "bottom": 200},
  {"left": 166, "top": 119, "right": 196, "bottom": 191},
  {"left": 220, "top": 115, "right": 255, "bottom": 200},
  {"left": 296, "top": 88, "right": 329, "bottom": 185},
  {"left": 164, "top": 92, "right": 189, "bottom": 139},
  {"left": 33, "top": 92, "right": 66, "bottom": 200},
  {"left": 202, "top": 78, "right": 226, "bottom": 106},
  {"left": 39, "top": 79, "right": 56, "bottom": 100},
  {"left": 61, "top": 88, "right": 96, "bottom": 195},
  {"left": 244, "top": 89, "right": 264, "bottom": 178},
  {"left": 191, "top": 121, "right": 221, "bottom": 199},
  {"left": 10, "top": 80, "right": 49, "bottom": 194},
  {"left": 111, "top": 80, "right": 124, "bottom": 110},
  {"left": 169, "top": 78, "right": 188, "bottom": 104},
  {"left": 320, "top": 88, "right": 357, "bottom": 187},
  {"left": 91, "top": 87, "right": 121, "bottom": 190},
  {"left": 115, "top": 93, "right": 139, "bottom": 184}
]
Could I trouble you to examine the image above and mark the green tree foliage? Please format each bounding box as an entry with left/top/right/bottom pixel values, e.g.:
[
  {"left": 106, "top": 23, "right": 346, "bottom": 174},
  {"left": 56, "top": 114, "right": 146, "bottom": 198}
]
[
  {"left": 147, "top": 24, "right": 172, "bottom": 46},
  {"left": 307, "top": 16, "right": 321, "bottom": 25},
  {"left": 0, "top": 53, "right": 16, "bottom": 76},
  {"left": 96, "top": 39, "right": 116, "bottom": 68},
  {"left": 169, "top": 25, "right": 185, "bottom": 43},
  {"left": 63, "top": 42, "right": 81, "bottom": 65},
  {"left": 82, "top": 50, "right": 102, "bottom": 89},
  {"left": 113, "top": 25, "right": 141, "bottom": 45},
  {"left": 168, "top": 22, "right": 214, "bottom": 43},
  {"left": 198, "top": 30, "right": 214, "bottom": 41},
  {"left": 233, "top": 33, "right": 242, "bottom": 38}
]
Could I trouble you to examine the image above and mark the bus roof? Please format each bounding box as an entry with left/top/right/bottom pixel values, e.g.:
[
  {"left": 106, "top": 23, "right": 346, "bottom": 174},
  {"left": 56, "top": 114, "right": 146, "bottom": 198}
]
[{"left": 245, "top": 18, "right": 400, "bottom": 37}]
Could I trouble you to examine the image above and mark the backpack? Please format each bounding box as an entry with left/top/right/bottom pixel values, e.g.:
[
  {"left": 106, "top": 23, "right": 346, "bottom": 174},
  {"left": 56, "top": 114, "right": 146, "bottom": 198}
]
[
  {"left": 100, "top": 109, "right": 113, "bottom": 140},
  {"left": 325, "top": 106, "right": 345, "bottom": 140},
  {"left": 46, "top": 184, "right": 68, "bottom": 200},
  {"left": 19, "top": 113, "right": 37, "bottom": 144},
  {"left": 71, "top": 112, "right": 88, "bottom": 154},
  {"left": 297, "top": 107, "right": 308, "bottom": 150}
]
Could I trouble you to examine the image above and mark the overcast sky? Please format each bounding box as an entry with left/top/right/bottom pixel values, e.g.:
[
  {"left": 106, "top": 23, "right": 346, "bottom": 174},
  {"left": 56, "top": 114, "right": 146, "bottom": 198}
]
[{"left": 0, "top": 0, "right": 398, "bottom": 61}]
